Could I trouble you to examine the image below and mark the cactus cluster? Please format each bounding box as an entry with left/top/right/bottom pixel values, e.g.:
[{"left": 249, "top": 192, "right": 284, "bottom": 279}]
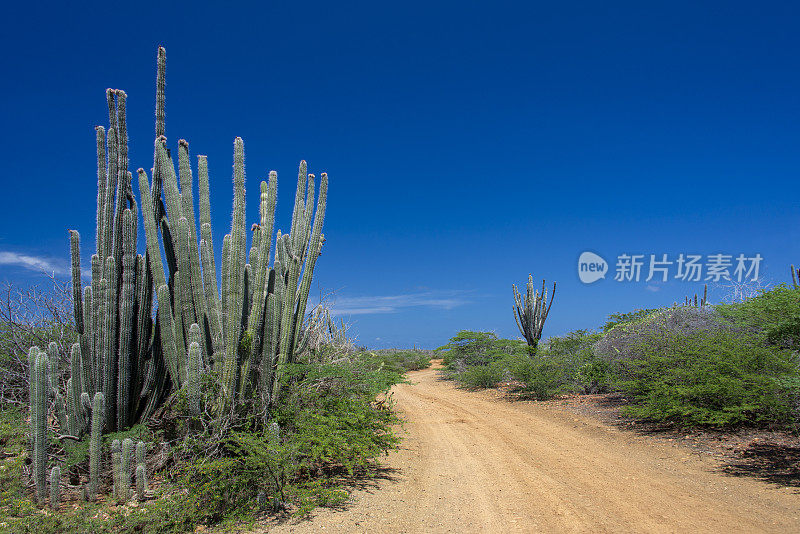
[
  {"left": 26, "top": 46, "right": 329, "bottom": 503},
  {"left": 512, "top": 275, "right": 556, "bottom": 354}
]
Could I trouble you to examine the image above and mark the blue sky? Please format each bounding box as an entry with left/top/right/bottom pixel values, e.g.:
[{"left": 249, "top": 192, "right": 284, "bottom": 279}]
[{"left": 1, "top": 1, "right": 799, "bottom": 348}]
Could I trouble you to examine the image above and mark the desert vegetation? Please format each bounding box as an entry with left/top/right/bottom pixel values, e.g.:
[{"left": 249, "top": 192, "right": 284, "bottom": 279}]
[
  {"left": 440, "top": 283, "right": 800, "bottom": 431},
  {"left": 2, "top": 42, "right": 798, "bottom": 534},
  {"left": 0, "top": 47, "right": 433, "bottom": 533}
]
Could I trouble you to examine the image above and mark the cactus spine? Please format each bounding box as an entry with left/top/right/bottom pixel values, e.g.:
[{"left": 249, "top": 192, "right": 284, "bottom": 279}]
[{"left": 513, "top": 275, "right": 556, "bottom": 354}]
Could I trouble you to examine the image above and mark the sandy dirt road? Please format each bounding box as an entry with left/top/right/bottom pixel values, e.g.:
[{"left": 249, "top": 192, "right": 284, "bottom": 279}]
[{"left": 267, "top": 361, "right": 800, "bottom": 533}]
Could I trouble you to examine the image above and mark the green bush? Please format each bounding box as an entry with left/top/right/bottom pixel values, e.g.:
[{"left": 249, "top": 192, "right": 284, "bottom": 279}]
[
  {"left": 575, "top": 357, "right": 612, "bottom": 394},
  {"left": 436, "top": 330, "right": 526, "bottom": 370},
  {"left": 455, "top": 362, "right": 505, "bottom": 389},
  {"left": 507, "top": 355, "right": 569, "bottom": 400},
  {"left": 716, "top": 284, "right": 800, "bottom": 348},
  {"left": 277, "top": 354, "right": 402, "bottom": 475},
  {"left": 614, "top": 329, "right": 800, "bottom": 428},
  {"left": 370, "top": 349, "right": 431, "bottom": 373}
]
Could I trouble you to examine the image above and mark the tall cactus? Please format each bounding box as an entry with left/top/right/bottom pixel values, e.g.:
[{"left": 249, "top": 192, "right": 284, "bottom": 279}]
[
  {"left": 513, "top": 275, "right": 556, "bottom": 354},
  {"left": 27, "top": 46, "right": 333, "bottom": 507}
]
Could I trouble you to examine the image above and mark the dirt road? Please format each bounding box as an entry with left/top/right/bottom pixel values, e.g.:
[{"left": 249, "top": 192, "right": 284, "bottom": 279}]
[{"left": 268, "top": 361, "right": 800, "bottom": 533}]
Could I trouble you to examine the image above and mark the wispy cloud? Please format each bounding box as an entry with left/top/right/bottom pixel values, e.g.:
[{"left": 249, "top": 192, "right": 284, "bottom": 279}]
[
  {"left": 0, "top": 251, "right": 68, "bottom": 275},
  {"left": 329, "top": 290, "right": 471, "bottom": 316},
  {"left": 645, "top": 284, "right": 661, "bottom": 292}
]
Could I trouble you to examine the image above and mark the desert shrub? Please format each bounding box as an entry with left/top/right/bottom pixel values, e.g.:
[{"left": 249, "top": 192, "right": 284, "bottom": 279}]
[
  {"left": 575, "top": 357, "right": 612, "bottom": 394},
  {"left": 181, "top": 427, "right": 295, "bottom": 524},
  {"left": 278, "top": 356, "right": 401, "bottom": 476},
  {"left": 455, "top": 362, "right": 505, "bottom": 389},
  {"left": 436, "top": 330, "right": 527, "bottom": 371},
  {"left": 716, "top": 284, "right": 800, "bottom": 348},
  {"left": 506, "top": 354, "right": 570, "bottom": 400},
  {"left": 370, "top": 349, "right": 432, "bottom": 373},
  {"left": 602, "top": 308, "right": 660, "bottom": 332},
  {"left": 613, "top": 329, "right": 800, "bottom": 428},
  {"left": 594, "top": 306, "right": 735, "bottom": 362}
]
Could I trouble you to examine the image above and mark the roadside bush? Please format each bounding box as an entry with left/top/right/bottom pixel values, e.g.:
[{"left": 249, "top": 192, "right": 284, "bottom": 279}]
[
  {"left": 436, "top": 330, "right": 526, "bottom": 371},
  {"left": 506, "top": 354, "right": 569, "bottom": 400},
  {"left": 716, "top": 284, "right": 800, "bottom": 348},
  {"left": 455, "top": 362, "right": 505, "bottom": 389},
  {"left": 575, "top": 357, "right": 612, "bottom": 394},
  {"left": 614, "top": 329, "right": 800, "bottom": 428},
  {"left": 370, "top": 349, "right": 432, "bottom": 373}
]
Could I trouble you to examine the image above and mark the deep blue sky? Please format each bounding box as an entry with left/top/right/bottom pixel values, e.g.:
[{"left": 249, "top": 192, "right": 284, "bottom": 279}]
[{"left": 2, "top": 1, "right": 799, "bottom": 348}]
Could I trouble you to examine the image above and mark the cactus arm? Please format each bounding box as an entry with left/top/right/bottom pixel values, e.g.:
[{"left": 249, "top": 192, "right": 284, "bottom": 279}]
[
  {"left": 80, "top": 286, "right": 94, "bottom": 394},
  {"left": 292, "top": 173, "right": 327, "bottom": 358},
  {"left": 101, "top": 257, "right": 117, "bottom": 429},
  {"left": 69, "top": 230, "right": 84, "bottom": 335},
  {"left": 121, "top": 438, "right": 133, "bottom": 502},
  {"left": 96, "top": 126, "right": 107, "bottom": 257},
  {"left": 156, "top": 284, "right": 182, "bottom": 389},
  {"left": 102, "top": 126, "right": 117, "bottom": 261},
  {"left": 201, "top": 238, "right": 224, "bottom": 359},
  {"left": 272, "top": 254, "right": 301, "bottom": 403},
  {"left": 198, "top": 156, "right": 216, "bottom": 281},
  {"left": 249, "top": 175, "right": 277, "bottom": 366},
  {"left": 90, "top": 254, "right": 102, "bottom": 390},
  {"left": 221, "top": 138, "right": 247, "bottom": 409},
  {"left": 176, "top": 218, "right": 196, "bottom": 334},
  {"left": 289, "top": 161, "right": 307, "bottom": 254},
  {"left": 155, "top": 47, "right": 166, "bottom": 138},
  {"left": 88, "top": 392, "right": 104, "bottom": 501},
  {"left": 187, "top": 340, "right": 201, "bottom": 416},
  {"left": 111, "top": 439, "right": 121, "bottom": 499},
  {"left": 137, "top": 169, "right": 169, "bottom": 292},
  {"left": 157, "top": 138, "right": 184, "bottom": 229},
  {"left": 117, "top": 210, "right": 136, "bottom": 429},
  {"left": 32, "top": 349, "right": 48, "bottom": 502},
  {"left": 68, "top": 343, "right": 85, "bottom": 436}
]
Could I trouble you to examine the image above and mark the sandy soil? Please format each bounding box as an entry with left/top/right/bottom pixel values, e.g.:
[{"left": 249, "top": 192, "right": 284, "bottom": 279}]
[{"left": 263, "top": 361, "right": 800, "bottom": 533}]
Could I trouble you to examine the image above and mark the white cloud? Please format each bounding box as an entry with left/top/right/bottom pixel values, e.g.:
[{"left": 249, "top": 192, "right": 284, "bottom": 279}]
[
  {"left": 0, "top": 251, "right": 67, "bottom": 275},
  {"left": 645, "top": 284, "right": 661, "bottom": 292},
  {"left": 329, "top": 290, "right": 470, "bottom": 316}
]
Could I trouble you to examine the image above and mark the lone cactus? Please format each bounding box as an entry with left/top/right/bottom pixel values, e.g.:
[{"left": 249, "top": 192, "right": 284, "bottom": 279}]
[{"left": 513, "top": 275, "right": 556, "bottom": 354}]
